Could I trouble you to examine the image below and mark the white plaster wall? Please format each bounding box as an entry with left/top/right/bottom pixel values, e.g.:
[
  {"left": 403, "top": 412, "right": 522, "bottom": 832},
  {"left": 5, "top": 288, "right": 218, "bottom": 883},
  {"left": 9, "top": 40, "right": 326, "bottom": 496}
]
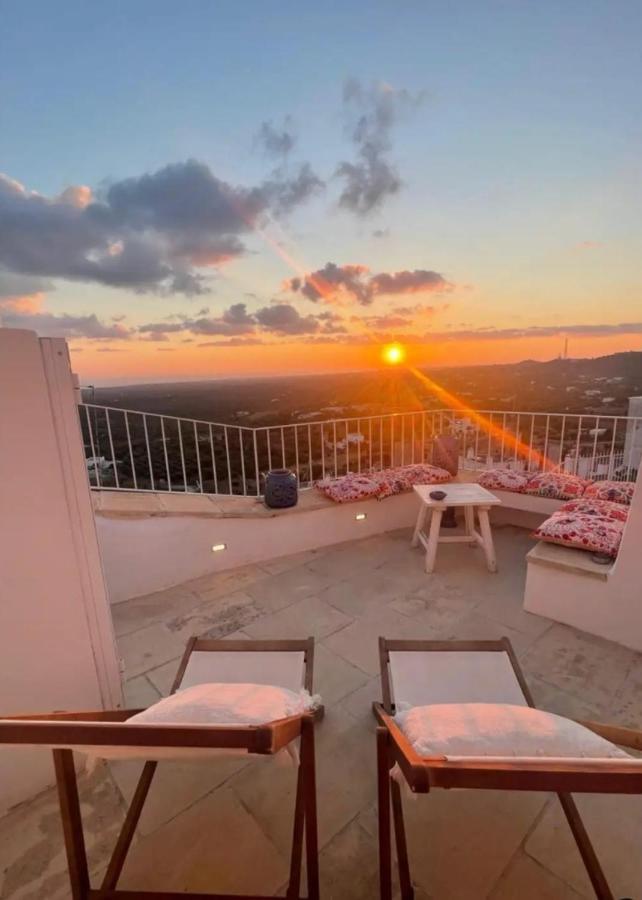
[
  {"left": 0, "top": 330, "right": 122, "bottom": 814},
  {"left": 95, "top": 490, "right": 549, "bottom": 606},
  {"left": 96, "top": 491, "right": 420, "bottom": 604},
  {"left": 525, "top": 469, "right": 642, "bottom": 651}
]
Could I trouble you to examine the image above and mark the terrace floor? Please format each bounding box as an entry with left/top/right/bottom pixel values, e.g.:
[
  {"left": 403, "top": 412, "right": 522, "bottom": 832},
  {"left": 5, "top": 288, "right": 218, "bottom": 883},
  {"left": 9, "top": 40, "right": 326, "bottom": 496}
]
[{"left": 3, "top": 524, "right": 642, "bottom": 898}]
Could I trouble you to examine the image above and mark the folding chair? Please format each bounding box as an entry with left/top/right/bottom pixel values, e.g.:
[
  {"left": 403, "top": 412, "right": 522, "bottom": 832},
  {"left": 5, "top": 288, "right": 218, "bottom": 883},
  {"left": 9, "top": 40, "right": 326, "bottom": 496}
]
[
  {"left": 374, "top": 637, "right": 642, "bottom": 900},
  {"left": 0, "top": 637, "right": 321, "bottom": 900}
]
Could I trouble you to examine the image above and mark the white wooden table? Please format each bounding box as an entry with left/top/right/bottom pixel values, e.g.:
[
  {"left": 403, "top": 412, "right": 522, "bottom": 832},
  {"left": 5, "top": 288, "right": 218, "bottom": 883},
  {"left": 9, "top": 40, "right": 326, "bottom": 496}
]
[{"left": 411, "top": 483, "right": 502, "bottom": 574}]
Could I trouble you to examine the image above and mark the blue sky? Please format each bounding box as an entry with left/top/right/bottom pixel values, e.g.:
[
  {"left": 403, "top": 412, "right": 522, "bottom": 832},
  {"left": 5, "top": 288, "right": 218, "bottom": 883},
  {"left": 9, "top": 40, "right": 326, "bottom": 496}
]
[{"left": 1, "top": 1, "right": 641, "bottom": 380}]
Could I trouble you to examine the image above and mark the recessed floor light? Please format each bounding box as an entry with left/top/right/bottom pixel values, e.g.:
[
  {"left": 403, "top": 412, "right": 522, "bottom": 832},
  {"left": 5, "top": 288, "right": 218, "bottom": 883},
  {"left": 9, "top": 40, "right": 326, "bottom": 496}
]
[
  {"left": 212, "top": 543, "right": 227, "bottom": 552},
  {"left": 355, "top": 513, "right": 367, "bottom": 521}
]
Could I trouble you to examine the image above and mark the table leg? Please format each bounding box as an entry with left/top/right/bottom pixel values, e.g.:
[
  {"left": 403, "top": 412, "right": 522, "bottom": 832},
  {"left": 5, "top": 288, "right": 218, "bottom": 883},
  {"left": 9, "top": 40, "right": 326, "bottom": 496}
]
[
  {"left": 411, "top": 502, "right": 428, "bottom": 548},
  {"left": 424, "top": 508, "right": 443, "bottom": 573},
  {"left": 464, "top": 505, "right": 476, "bottom": 546},
  {"left": 477, "top": 507, "right": 497, "bottom": 572}
]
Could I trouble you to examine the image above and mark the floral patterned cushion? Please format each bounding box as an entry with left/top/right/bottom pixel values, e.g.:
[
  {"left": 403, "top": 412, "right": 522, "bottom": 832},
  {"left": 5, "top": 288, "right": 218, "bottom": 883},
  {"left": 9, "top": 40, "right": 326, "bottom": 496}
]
[
  {"left": 477, "top": 468, "right": 530, "bottom": 493},
  {"left": 524, "top": 472, "right": 588, "bottom": 500},
  {"left": 583, "top": 480, "right": 636, "bottom": 506},
  {"left": 315, "top": 474, "right": 382, "bottom": 503},
  {"left": 315, "top": 464, "right": 451, "bottom": 503},
  {"left": 371, "top": 464, "right": 451, "bottom": 498},
  {"left": 533, "top": 511, "right": 625, "bottom": 557},
  {"left": 559, "top": 498, "right": 629, "bottom": 524}
]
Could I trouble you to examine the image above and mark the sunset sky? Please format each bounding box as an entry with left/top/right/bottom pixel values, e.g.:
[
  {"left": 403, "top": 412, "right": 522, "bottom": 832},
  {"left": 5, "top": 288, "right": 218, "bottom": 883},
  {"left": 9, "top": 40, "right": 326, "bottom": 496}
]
[{"left": 1, "top": 1, "right": 641, "bottom": 384}]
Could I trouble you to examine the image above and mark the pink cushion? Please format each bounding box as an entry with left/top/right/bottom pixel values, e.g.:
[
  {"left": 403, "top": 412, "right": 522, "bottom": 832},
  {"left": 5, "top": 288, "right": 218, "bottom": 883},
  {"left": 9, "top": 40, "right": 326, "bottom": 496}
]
[
  {"left": 315, "top": 473, "right": 382, "bottom": 503},
  {"left": 533, "top": 511, "right": 625, "bottom": 557},
  {"left": 583, "top": 480, "right": 636, "bottom": 506},
  {"left": 372, "top": 463, "right": 451, "bottom": 498},
  {"left": 559, "top": 498, "right": 629, "bottom": 523},
  {"left": 524, "top": 472, "right": 588, "bottom": 500},
  {"left": 478, "top": 468, "right": 529, "bottom": 493},
  {"left": 315, "top": 464, "right": 451, "bottom": 503}
]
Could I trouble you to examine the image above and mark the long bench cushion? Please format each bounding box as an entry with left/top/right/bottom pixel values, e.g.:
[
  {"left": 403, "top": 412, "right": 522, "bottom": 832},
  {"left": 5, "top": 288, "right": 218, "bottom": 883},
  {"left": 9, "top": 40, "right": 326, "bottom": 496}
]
[{"left": 315, "top": 464, "right": 451, "bottom": 503}]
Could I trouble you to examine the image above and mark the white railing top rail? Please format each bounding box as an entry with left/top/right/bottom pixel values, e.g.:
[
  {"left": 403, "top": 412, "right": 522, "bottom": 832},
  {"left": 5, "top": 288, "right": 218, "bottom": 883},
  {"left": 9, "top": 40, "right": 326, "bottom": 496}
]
[
  {"left": 80, "top": 401, "right": 642, "bottom": 431},
  {"left": 81, "top": 402, "right": 257, "bottom": 432}
]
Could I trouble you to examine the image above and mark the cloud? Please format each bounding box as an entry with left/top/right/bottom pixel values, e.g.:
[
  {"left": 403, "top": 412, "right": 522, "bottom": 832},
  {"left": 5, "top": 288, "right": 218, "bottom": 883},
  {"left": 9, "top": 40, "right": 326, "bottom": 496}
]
[
  {"left": 335, "top": 79, "right": 424, "bottom": 216},
  {"left": 139, "top": 301, "right": 346, "bottom": 340},
  {"left": 0, "top": 159, "right": 321, "bottom": 296},
  {"left": 370, "top": 270, "right": 453, "bottom": 295},
  {"left": 372, "top": 228, "right": 390, "bottom": 239},
  {"left": 285, "top": 262, "right": 454, "bottom": 305},
  {"left": 198, "top": 337, "right": 268, "bottom": 347},
  {"left": 575, "top": 240, "right": 602, "bottom": 250},
  {"left": 0, "top": 308, "right": 131, "bottom": 339},
  {"left": 255, "top": 118, "right": 297, "bottom": 159},
  {"left": 261, "top": 163, "right": 324, "bottom": 216},
  {"left": 428, "top": 322, "right": 642, "bottom": 341}
]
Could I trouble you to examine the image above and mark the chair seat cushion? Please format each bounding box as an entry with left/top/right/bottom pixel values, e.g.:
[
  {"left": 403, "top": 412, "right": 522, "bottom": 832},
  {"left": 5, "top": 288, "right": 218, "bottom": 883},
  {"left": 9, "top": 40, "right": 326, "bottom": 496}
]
[
  {"left": 477, "top": 468, "right": 530, "bottom": 493},
  {"left": 81, "top": 684, "right": 319, "bottom": 762},
  {"left": 524, "top": 472, "right": 588, "bottom": 500},
  {"left": 533, "top": 510, "right": 625, "bottom": 557},
  {"left": 128, "top": 682, "right": 317, "bottom": 727},
  {"left": 396, "top": 702, "right": 631, "bottom": 760},
  {"left": 583, "top": 479, "right": 636, "bottom": 506}
]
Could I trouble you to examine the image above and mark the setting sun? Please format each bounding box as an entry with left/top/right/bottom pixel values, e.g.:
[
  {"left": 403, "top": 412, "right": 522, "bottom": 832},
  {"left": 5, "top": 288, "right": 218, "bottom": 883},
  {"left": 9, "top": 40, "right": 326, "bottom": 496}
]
[{"left": 382, "top": 343, "right": 406, "bottom": 365}]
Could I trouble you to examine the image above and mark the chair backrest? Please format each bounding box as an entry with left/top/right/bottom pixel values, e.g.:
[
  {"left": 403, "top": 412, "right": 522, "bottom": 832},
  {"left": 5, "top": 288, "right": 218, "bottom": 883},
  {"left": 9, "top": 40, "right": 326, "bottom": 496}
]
[{"left": 180, "top": 650, "right": 306, "bottom": 692}]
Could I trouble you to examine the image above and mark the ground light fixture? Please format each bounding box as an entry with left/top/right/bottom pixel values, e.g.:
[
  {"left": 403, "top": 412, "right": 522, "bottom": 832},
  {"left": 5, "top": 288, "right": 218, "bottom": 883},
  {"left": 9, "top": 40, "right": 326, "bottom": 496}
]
[{"left": 211, "top": 543, "right": 227, "bottom": 552}]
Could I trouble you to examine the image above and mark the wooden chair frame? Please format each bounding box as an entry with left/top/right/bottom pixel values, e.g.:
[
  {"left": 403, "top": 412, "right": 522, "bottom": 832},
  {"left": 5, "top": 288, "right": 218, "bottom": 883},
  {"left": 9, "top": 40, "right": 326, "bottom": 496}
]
[
  {"left": 0, "top": 637, "right": 321, "bottom": 900},
  {"left": 374, "top": 636, "right": 642, "bottom": 900}
]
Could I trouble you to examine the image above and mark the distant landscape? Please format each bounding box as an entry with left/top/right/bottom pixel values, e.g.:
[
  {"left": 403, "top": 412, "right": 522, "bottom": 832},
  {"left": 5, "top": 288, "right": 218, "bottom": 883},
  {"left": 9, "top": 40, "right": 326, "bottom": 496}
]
[{"left": 84, "top": 351, "right": 642, "bottom": 428}]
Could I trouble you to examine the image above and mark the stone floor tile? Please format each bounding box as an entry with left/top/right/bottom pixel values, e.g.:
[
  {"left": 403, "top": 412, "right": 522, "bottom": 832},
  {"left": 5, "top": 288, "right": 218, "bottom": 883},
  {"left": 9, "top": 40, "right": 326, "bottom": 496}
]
[
  {"left": 401, "top": 788, "right": 549, "bottom": 899},
  {"left": 337, "top": 676, "right": 382, "bottom": 731},
  {"left": 229, "top": 716, "right": 374, "bottom": 857},
  {"left": 122, "top": 674, "right": 161, "bottom": 709},
  {"left": 110, "top": 586, "right": 200, "bottom": 638},
  {"left": 0, "top": 762, "right": 125, "bottom": 900},
  {"left": 245, "top": 564, "right": 338, "bottom": 613},
  {"left": 489, "top": 852, "right": 587, "bottom": 899},
  {"left": 118, "top": 623, "right": 185, "bottom": 679},
  {"left": 608, "top": 655, "right": 642, "bottom": 729},
  {"left": 258, "top": 548, "right": 321, "bottom": 576},
  {"left": 243, "top": 595, "right": 352, "bottom": 641},
  {"left": 144, "top": 656, "right": 183, "bottom": 696},
  {"left": 439, "top": 610, "right": 539, "bottom": 657},
  {"left": 108, "top": 756, "right": 252, "bottom": 837},
  {"left": 475, "top": 588, "right": 554, "bottom": 638},
  {"left": 118, "top": 786, "right": 288, "bottom": 895},
  {"left": 313, "top": 643, "right": 370, "bottom": 706},
  {"left": 323, "top": 609, "right": 440, "bottom": 676},
  {"left": 317, "top": 818, "right": 381, "bottom": 900},
  {"left": 162, "top": 590, "right": 262, "bottom": 642},
  {"left": 522, "top": 624, "right": 636, "bottom": 714},
  {"left": 525, "top": 793, "right": 642, "bottom": 898},
  {"left": 185, "top": 564, "right": 266, "bottom": 601},
  {"left": 527, "top": 676, "right": 602, "bottom": 721},
  {"left": 320, "top": 567, "right": 425, "bottom": 619}
]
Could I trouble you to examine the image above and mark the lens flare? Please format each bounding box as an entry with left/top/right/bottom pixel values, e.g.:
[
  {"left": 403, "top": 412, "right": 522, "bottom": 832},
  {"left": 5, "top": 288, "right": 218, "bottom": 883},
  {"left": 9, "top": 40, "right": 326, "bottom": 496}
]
[{"left": 382, "top": 343, "right": 405, "bottom": 365}]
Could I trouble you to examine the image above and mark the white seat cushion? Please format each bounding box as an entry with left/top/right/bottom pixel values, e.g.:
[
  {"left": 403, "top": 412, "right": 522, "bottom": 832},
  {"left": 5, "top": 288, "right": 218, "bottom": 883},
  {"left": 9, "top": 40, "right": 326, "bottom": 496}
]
[
  {"left": 83, "top": 683, "right": 319, "bottom": 762},
  {"left": 396, "top": 703, "right": 632, "bottom": 760},
  {"left": 128, "top": 682, "right": 317, "bottom": 728}
]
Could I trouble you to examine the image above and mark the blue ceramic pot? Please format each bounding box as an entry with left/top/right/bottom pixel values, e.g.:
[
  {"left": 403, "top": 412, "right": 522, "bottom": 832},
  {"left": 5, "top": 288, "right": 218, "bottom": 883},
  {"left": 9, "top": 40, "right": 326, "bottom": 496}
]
[{"left": 264, "top": 468, "right": 298, "bottom": 509}]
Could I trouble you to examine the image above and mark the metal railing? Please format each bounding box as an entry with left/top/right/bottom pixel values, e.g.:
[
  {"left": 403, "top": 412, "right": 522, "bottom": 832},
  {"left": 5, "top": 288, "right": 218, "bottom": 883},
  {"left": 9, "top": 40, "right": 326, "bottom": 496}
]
[{"left": 79, "top": 403, "right": 642, "bottom": 497}]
